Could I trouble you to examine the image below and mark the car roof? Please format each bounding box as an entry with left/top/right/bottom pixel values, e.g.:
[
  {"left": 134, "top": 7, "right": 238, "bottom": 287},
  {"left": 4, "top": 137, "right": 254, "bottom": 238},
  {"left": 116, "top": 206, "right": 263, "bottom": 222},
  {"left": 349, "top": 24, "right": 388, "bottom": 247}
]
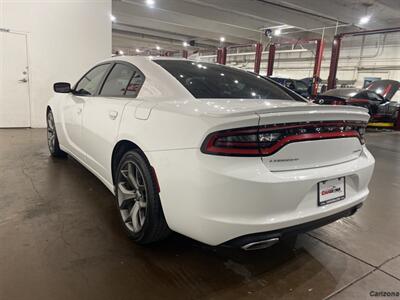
[
  {"left": 104, "top": 55, "right": 192, "bottom": 64},
  {"left": 96, "top": 56, "right": 195, "bottom": 99}
]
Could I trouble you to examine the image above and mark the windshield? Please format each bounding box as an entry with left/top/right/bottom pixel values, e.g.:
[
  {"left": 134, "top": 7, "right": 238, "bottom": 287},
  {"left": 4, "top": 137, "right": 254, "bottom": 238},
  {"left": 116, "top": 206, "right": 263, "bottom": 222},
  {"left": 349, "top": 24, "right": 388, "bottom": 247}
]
[
  {"left": 295, "top": 80, "right": 308, "bottom": 92},
  {"left": 154, "top": 60, "right": 299, "bottom": 101}
]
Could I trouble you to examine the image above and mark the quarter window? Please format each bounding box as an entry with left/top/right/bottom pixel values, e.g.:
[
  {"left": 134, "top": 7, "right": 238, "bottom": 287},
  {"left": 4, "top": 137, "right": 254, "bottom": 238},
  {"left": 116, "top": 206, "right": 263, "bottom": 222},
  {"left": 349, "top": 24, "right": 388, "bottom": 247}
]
[
  {"left": 125, "top": 72, "right": 145, "bottom": 97},
  {"left": 75, "top": 64, "right": 110, "bottom": 96},
  {"left": 100, "top": 63, "right": 144, "bottom": 97}
]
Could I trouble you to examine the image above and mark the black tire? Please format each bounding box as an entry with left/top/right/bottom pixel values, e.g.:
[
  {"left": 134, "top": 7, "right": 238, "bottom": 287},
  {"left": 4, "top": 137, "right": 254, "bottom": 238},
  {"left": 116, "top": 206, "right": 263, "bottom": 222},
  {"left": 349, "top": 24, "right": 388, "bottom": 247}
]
[
  {"left": 46, "top": 109, "right": 67, "bottom": 158},
  {"left": 115, "top": 150, "right": 171, "bottom": 244}
]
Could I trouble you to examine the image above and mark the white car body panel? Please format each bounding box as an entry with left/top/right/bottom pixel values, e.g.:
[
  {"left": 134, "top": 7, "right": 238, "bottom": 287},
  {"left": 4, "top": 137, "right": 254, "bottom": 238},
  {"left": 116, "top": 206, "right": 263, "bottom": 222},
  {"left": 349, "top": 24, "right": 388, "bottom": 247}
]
[{"left": 48, "top": 56, "right": 375, "bottom": 246}]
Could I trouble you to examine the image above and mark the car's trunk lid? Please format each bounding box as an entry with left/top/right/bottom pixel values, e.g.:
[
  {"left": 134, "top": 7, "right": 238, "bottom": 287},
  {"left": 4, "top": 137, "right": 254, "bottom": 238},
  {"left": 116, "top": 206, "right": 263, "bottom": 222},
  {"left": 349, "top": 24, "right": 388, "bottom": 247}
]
[{"left": 256, "top": 106, "right": 369, "bottom": 171}]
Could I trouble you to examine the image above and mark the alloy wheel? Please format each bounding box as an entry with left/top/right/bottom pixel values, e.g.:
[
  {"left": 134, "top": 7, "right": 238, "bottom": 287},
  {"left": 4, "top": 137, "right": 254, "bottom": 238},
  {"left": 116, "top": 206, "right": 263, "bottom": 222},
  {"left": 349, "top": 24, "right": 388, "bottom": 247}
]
[
  {"left": 117, "top": 161, "right": 148, "bottom": 233},
  {"left": 47, "top": 112, "right": 56, "bottom": 152}
]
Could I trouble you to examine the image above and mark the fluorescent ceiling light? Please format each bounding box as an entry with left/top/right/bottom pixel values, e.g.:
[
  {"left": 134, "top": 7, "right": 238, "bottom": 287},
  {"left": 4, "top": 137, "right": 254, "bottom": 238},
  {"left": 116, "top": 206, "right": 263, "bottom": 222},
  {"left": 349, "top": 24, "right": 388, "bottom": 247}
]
[
  {"left": 110, "top": 15, "right": 116, "bottom": 22},
  {"left": 220, "top": 37, "right": 225, "bottom": 42},
  {"left": 359, "top": 15, "right": 371, "bottom": 25},
  {"left": 145, "top": 0, "right": 155, "bottom": 7}
]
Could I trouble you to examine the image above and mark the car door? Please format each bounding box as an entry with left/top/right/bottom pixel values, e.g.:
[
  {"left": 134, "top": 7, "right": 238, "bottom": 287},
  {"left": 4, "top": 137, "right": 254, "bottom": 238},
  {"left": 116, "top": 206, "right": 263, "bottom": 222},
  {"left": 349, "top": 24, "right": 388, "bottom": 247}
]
[
  {"left": 61, "top": 63, "right": 110, "bottom": 161},
  {"left": 61, "top": 63, "right": 110, "bottom": 159},
  {"left": 81, "top": 62, "right": 145, "bottom": 184}
]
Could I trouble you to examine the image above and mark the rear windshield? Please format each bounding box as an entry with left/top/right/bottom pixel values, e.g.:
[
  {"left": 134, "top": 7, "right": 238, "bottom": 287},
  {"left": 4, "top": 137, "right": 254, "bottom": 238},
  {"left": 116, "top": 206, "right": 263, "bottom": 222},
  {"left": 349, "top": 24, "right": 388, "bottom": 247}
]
[{"left": 154, "top": 60, "right": 299, "bottom": 101}]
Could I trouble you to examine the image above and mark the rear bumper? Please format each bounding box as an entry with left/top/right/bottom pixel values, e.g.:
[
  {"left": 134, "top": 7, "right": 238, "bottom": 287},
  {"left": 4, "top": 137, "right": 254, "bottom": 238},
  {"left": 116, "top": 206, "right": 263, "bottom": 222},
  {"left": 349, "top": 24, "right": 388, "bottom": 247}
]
[
  {"left": 222, "top": 203, "right": 362, "bottom": 248},
  {"left": 147, "top": 145, "right": 375, "bottom": 246}
]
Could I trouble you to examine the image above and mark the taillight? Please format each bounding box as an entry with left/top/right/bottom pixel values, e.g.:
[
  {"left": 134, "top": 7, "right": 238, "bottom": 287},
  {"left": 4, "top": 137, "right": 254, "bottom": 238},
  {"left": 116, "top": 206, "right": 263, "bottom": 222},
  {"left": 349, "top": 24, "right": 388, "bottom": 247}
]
[
  {"left": 201, "top": 121, "right": 367, "bottom": 156},
  {"left": 357, "top": 126, "right": 366, "bottom": 144},
  {"left": 201, "top": 128, "right": 260, "bottom": 156}
]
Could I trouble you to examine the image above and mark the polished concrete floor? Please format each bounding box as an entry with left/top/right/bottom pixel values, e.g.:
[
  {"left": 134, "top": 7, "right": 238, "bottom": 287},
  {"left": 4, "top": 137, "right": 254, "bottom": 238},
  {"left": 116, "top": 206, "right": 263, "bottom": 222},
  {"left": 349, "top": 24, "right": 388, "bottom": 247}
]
[{"left": 0, "top": 129, "right": 399, "bottom": 300}]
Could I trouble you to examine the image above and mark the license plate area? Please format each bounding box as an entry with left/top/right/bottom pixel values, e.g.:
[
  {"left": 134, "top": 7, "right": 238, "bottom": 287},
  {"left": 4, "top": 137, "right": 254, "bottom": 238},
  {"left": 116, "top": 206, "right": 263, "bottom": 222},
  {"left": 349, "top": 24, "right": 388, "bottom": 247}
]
[{"left": 318, "top": 177, "right": 346, "bottom": 206}]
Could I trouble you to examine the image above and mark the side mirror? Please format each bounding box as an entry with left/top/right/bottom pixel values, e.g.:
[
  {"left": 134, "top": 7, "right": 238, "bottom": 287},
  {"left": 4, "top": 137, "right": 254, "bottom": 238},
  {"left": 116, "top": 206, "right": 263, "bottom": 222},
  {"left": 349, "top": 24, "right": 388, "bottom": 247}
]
[{"left": 54, "top": 82, "right": 71, "bottom": 93}]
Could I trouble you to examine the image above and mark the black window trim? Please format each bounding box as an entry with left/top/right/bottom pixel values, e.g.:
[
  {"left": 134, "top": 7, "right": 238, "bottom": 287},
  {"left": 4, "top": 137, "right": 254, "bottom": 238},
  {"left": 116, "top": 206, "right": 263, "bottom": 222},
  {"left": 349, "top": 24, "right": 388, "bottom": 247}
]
[
  {"left": 73, "top": 60, "right": 146, "bottom": 99},
  {"left": 98, "top": 61, "right": 145, "bottom": 98}
]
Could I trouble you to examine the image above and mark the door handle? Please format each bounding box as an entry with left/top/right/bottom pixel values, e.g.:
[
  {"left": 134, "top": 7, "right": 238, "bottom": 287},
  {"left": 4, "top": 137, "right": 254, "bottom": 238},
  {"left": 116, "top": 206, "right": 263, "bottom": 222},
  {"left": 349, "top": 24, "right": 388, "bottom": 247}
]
[
  {"left": 109, "top": 110, "right": 118, "bottom": 120},
  {"left": 18, "top": 78, "right": 28, "bottom": 83}
]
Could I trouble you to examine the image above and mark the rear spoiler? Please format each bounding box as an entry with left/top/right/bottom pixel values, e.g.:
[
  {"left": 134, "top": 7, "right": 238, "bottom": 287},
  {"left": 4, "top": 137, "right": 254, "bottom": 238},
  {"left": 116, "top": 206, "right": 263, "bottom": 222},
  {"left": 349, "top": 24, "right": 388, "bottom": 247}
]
[{"left": 255, "top": 104, "right": 370, "bottom": 124}]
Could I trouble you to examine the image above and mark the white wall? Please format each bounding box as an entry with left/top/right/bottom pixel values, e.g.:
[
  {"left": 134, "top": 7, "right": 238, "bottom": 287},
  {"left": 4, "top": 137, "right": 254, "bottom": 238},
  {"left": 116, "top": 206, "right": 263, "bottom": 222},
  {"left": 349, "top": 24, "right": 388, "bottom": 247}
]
[{"left": 0, "top": 0, "right": 111, "bottom": 127}]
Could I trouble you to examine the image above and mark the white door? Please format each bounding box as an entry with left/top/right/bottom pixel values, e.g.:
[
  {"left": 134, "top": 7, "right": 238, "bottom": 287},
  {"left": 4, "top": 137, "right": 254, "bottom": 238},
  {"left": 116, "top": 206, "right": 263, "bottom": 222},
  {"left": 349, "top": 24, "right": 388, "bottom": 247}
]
[
  {"left": 82, "top": 63, "right": 145, "bottom": 183},
  {"left": 62, "top": 63, "right": 111, "bottom": 160},
  {"left": 0, "top": 31, "right": 30, "bottom": 127}
]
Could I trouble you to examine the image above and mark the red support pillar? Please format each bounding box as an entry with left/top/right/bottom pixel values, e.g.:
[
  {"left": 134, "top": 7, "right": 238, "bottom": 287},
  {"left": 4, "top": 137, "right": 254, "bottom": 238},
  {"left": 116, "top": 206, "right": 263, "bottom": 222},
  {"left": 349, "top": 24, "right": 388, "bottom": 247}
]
[
  {"left": 267, "top": 44, "right": 276, "bottom": 77},
  {"left": 311, "top": 39, "right": 325, "bottom": 97},
  {"left": 217, "top": 47, "right": 227, "bottom": 64},
  {"left": 221, "top": 47, "right": 227, "bottom": 65},
  {"left": 182, "top": 50, "right": 188, "bottom": 58},
  {"left": 216, "top": 48, "right": 222, "bottom": 64},
  {"left": 254, "top": 43, "right": 263, "bottom": 74},
  {"left": 327, "top": 35, "right": 342, "bottom": 90}
]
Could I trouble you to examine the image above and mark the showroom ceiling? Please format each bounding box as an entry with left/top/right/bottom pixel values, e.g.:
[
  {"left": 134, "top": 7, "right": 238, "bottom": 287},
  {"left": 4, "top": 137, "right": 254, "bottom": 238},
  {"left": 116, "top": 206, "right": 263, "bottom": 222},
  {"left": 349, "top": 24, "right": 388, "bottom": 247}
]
[{"left": 112, "top": 0, "right": 400, "bottom": 51}]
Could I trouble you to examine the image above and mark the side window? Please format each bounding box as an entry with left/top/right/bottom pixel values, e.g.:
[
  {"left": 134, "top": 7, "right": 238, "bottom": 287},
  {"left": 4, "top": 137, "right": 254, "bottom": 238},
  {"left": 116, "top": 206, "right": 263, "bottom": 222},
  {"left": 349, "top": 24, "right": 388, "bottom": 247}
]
[
  {"left": 100, "top": 63, "right": 144, "bottom": 97},
  {"left": 367, "top": 91, "right": 382, "bottom": 102},
  {"left": 125, "top": 71, "right": 145, "bottom": 97},
  {"left": 75, "top": 64, "right": 110, "bottom": 96}
]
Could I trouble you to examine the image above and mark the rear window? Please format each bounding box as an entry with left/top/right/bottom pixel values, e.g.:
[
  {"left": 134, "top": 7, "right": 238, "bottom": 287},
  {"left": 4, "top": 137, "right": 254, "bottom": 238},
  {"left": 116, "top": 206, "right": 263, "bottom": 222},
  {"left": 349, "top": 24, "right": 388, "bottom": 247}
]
[{"left": 154, "top": 60, "right": 298, "bottom": 100}]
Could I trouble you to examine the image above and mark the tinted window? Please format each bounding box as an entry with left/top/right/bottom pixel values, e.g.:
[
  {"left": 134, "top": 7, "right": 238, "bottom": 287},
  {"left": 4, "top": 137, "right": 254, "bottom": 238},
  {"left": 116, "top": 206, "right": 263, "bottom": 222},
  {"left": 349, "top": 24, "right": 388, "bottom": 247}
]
[
  {"left": 295, "top": 81, "right": 308, "bottom": 92},
  {"left": 366, "top": 91, "right": 383, "bottom": 102},
  {"left": 125, "top": 71, "right": 145, "bottom": 97},
  {"left": 154, "top": 60, "right": 297, "bottom": 100},
  {"left": 100, "top": 63, "right": 142, "bottom": 97},
  {"left": 75, "top": 64, "right": 109, "bottom": 96}
]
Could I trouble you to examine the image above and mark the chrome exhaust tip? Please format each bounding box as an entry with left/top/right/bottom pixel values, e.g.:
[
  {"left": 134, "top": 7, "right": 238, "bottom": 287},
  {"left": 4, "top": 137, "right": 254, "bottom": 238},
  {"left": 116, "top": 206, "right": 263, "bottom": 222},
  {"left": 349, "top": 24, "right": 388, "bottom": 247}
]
[{"left": 241, "top": 238, "right": 280, "bottom": 251}]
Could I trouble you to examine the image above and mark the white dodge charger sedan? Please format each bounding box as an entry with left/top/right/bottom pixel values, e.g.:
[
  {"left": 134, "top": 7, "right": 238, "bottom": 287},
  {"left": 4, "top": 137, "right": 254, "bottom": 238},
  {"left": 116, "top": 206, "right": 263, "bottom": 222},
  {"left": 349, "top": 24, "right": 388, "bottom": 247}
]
[{"left": 47, "top": 56, "right": 375, "bottom": 250}]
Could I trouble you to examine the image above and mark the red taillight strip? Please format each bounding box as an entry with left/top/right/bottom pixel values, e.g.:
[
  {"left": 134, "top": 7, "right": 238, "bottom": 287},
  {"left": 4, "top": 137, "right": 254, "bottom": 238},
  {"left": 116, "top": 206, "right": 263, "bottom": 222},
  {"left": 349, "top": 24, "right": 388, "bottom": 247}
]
[{"left": 201, "top": 121, "right": 366, "bottom": 157}]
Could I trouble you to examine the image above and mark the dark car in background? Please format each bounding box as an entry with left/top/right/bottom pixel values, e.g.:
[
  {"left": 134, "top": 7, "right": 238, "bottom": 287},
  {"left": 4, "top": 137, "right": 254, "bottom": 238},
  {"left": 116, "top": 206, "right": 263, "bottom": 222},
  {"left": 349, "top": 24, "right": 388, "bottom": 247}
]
[
  {"left": 270, "top": 77, "right": 310, "bottom": 98},
  {"left": 315, "top": 80, "right": 400, "bottom": 122}
]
